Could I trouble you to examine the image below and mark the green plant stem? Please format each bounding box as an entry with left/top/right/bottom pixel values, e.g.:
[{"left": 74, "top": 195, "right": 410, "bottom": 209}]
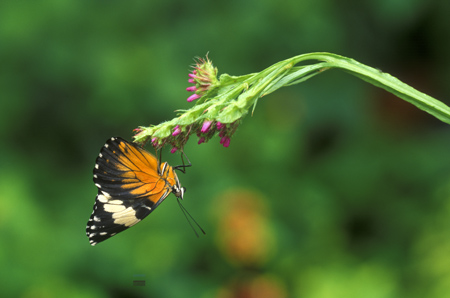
[
  {"left": 134, "top": 52, "right": 450, "bottom": 148},
  {"left": 285, "top": 53, "right": 450, "bottom": 125}
]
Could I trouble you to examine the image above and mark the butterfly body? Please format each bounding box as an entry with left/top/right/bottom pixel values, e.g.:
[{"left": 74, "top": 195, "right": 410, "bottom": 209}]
[{"left": 86, "top": 137, "right": 184, "bottom": 246}]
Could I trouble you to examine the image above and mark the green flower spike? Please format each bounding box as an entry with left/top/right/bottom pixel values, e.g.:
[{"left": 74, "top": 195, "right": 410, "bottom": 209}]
[{"left": 133, "top": 52, "right": 450, "bottom": 151}]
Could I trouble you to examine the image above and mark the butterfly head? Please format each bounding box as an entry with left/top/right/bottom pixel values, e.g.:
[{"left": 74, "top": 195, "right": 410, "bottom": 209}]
[{"left": 172, "top": 184, "right": 186, "bottom": 200}]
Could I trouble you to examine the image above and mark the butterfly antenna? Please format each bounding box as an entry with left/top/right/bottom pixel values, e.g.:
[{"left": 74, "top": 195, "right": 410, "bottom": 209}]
[{"left": 177, "top": 198, "right": 206, "bottom": 237}]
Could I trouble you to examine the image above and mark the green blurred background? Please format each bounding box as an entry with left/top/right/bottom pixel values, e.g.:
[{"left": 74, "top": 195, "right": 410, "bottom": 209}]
[{"left": 2, "top": 0, "right": 450, "bottom": 297}]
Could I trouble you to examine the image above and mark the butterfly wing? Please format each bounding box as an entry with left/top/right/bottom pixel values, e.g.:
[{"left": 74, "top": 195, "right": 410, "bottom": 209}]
[{"left": 86, "top": 137, "right": 172, "bottom": 246}]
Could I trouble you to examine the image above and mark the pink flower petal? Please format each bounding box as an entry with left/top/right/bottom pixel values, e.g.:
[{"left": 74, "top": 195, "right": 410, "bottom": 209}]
[
  {"left": 198, "top": 137, "right": 205, "bottom": 144},
  {"left": 201, "top": 121, "right": 212, "bottom": 133},
  {"left": 222, "top": 137, "right": 231, "bottom": 147},
  {"left": 186, "top": 86, "right": 197, "bottom": 92},
  {"left": 172, "top": 125, "right": 181, "bottom": 136},
  {"left": 170, "top": 147, "right": 178, "bottom": 154},
  {"left": 187, "top": 94, "right": 201, "bottom": 102}
]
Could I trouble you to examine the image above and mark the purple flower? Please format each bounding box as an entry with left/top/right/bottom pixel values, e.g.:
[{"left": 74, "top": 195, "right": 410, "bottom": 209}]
[
  {"left": 133, "top": 128, "right": 144, "bottom": 138},
  {"left": 201, "top": 120, "right": 212, "bottom": 133},
  {"left": 220, "top": 136, "right": 231, "bottom": 147},
  {"left": 185, "top": 57, "right": 218, "bottom": 104},
  {"left": 198, "top": 137, "right": 205, "bottom": 144},
  {"left": 187, "top": 94, "right": 201, "bottom": 102},
  {"left": 216, "top": 122, "right": 224, "bottom": 130},
  {"left": 170, "top": 147, "right": 178, "bottom": 154},
  {"left": 172, "top": 125, "right": 181, "bottom": 136}
]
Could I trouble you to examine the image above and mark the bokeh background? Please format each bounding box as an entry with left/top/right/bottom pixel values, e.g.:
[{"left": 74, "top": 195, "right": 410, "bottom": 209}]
[{"left": 2, "top": 0, "right": 450, "bottom": 297}]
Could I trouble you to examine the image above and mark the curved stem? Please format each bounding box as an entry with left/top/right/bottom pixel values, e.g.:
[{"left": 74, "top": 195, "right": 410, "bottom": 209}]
[
  {"left": 290, "top": 53, "right": 450, "bottom": 125},
  {"left": 134, "top": 52, "right": 450, "bottom": 149}
]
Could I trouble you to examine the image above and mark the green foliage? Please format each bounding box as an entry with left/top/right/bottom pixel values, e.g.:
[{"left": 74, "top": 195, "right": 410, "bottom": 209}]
[
  {"left": 136, "top": 52, "right": 450, "bottom": 150},
  {"left": 1, "top": 0, "right": 450, "bottom": 297}
]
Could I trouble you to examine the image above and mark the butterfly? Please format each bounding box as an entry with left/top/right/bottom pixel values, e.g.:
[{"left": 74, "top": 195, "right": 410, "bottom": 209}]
[{"left": 86, "top": 137, "right": 186, "bottom": 246}]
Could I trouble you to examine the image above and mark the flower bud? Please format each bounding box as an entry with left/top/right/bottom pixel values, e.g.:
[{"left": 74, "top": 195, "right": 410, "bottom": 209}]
[
  {"left": 216, "top": 121, "right": 224, "bottom": 130},
  {"left": 185, "top": 56, "right": 218, "bottom": 104},
  {"left": 187, "top": 94, "right": 201, "bottom": 102},
  {"left": 151, "top": 137, "right": 158, "bottom": 145},
  {"left": 201, "top": 120, "right": 212, "bottom": 133},
  {"left": 172, "top": 125, "right": 181, "bottom": 136},
  {"left": 221, "top": 137, "right": 231, "bottom": 147}
]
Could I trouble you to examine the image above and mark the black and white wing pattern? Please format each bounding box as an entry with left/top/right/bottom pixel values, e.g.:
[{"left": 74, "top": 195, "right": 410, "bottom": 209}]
[{"left": 86, "top": 137, "right": 175, "bottom": 246}]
